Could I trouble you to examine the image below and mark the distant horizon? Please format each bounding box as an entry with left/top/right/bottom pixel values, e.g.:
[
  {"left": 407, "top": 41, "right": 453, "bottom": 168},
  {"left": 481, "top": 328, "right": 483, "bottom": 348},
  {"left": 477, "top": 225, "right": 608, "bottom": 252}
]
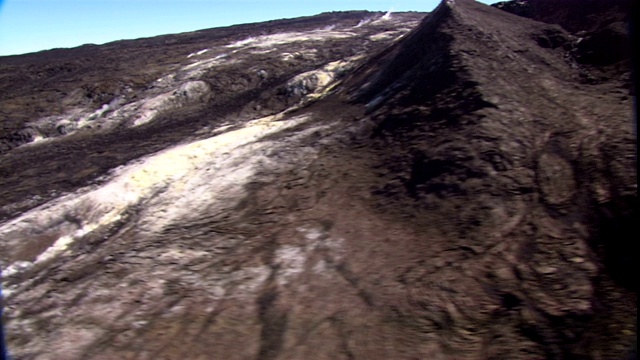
[{"left": 0, "top": 0, "right": 495, "bottom": 57}]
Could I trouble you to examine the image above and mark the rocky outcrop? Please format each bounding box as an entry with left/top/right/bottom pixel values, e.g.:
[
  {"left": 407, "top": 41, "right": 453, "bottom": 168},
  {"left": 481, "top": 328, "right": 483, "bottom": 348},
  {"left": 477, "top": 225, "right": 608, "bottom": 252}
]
[{"left": 493, "top": 0, "right": 635, "bottom": 86}]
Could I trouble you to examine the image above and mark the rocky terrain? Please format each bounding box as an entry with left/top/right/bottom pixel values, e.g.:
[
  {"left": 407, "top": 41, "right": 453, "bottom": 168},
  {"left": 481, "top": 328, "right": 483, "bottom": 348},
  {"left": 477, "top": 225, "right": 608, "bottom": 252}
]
[{"left": 0, "top": 0, "right": 636, "bottom": 359}]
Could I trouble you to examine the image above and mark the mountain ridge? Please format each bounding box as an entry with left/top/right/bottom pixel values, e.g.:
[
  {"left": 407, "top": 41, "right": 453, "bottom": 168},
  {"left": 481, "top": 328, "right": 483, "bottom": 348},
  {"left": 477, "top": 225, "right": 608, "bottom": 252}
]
[{"left": 1, "top": 1, "right": 636, "bottom": 359}]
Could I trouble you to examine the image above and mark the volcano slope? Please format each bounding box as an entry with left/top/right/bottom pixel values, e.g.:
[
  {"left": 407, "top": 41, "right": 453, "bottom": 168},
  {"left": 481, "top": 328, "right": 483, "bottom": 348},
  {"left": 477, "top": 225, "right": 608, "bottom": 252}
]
[{"left": 0, "top": 1, "right": 636, "bottom": 359}]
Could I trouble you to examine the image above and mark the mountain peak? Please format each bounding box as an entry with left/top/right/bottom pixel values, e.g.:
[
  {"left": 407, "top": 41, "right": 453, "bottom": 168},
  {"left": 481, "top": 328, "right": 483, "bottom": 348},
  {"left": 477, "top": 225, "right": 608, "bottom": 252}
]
[{"left": 1, "top": 2, "right": 636, "bottom": 359}]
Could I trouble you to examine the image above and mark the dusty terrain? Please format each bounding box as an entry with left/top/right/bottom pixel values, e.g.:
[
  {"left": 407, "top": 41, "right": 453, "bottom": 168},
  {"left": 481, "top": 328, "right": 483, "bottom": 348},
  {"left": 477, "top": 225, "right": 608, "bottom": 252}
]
[{"left": 0, "top": 1, "right": 636, "bottom": 359}]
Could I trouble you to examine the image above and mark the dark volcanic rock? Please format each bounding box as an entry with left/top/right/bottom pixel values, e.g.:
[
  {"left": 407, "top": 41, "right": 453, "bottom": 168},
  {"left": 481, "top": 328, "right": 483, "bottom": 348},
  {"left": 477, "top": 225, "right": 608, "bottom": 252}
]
[
  {"left": 492, "top": 0, "right": 633, "bottom": 33},
  {"left": 493, "top": 0, "right": 635, "bottom": 85},
  {"left": 0, "top": 1, "right": 636, "bottom": 359},
  {"left": 344, "top": 0, "right": 636, "bottom": 357}
]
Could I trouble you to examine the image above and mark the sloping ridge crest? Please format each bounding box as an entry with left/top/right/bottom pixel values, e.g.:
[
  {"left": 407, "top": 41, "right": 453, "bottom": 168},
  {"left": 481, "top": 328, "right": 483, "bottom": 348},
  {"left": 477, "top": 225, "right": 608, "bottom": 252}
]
[{"left": 348, "top": 0, "right": 576, "bottom": 110}]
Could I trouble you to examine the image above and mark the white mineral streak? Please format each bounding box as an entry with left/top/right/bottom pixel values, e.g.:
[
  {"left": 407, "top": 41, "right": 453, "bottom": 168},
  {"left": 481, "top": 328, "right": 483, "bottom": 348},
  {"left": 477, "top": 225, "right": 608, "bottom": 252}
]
[
  {"left": 129, "top": 80, "right": 211, "bottom": 127},
  {"left": 12, "top": 17, "right": 414, "bottom": 146},
  {"left": 285, "top": 57, "right": 361, "bottom": 100},
  {"left": 225, "top": 30, "right": 357, "bottom": 49},
  {"left": 270, "top": 226, "right": 347, "bottom": 285},
  {"left": 1, "top": 17, "right": 413, "bottom": 278},
  {"left": 187, "top": 48, "right": 209, "bottom": 58},
  {"left": 1, "top": 113, "right": 312, "bottom": 278},
  {"left": 275, "top": 245, "right": 307, "bottom": 286},
  {"left": 369, "top": 31, "right": 403, "bottom": 41}
]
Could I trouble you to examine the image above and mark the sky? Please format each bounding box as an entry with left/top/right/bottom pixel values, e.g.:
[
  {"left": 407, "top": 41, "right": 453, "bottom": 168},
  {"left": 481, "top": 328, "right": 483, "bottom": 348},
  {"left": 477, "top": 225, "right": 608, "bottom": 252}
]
[{"left": 0, "top": 0, "right": 494, "bottom": 56}]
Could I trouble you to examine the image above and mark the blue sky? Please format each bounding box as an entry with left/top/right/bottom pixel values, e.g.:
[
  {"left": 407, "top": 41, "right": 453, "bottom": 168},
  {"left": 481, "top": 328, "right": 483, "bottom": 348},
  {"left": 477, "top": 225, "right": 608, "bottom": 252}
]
[{"left": 0, "top": 0, "right": 494, "bottom": 56}]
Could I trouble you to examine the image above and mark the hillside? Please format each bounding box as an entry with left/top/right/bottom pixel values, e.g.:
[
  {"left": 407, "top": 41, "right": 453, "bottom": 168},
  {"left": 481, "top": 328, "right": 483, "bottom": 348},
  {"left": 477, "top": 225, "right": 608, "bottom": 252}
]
[{"left": 0, "top": 1, "right": 636, "bottom": 359}]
